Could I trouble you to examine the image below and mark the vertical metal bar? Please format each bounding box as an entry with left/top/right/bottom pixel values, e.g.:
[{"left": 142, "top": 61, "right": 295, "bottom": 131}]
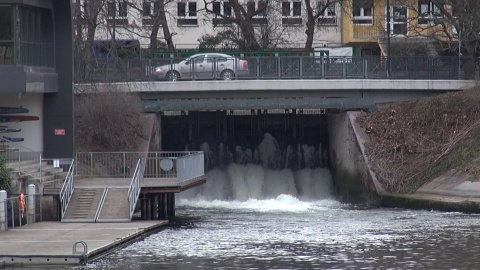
[
  {"left": 299, "top": 56, "right": 303, "bottom": 78},
  {"left": 256, "top": 56, "right": 260, "bottom": 79},
  {"left": 278, "top": 56, "right": 281, "bottom": 79},
  {"left": 386, "top": 0, "right": 391, "bottom": 79}
]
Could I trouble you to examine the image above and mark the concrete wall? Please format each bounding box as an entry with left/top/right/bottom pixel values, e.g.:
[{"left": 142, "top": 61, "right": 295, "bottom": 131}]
[
  {"left": 0, "top": 94, "right": 43, "bottom": 152},
  {"left": 327, "top": 111, "right": 380, "bottom": 203}
]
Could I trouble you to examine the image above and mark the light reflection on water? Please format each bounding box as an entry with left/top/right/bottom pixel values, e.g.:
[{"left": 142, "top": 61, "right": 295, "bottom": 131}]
[{"left": 83, "top": 197, "right": 480, "bottom": 269}]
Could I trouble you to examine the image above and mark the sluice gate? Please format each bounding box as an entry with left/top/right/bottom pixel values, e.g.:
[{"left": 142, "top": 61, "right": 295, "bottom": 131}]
[{"left": 160, "top": 109, "right": 330, "bottom": 171}]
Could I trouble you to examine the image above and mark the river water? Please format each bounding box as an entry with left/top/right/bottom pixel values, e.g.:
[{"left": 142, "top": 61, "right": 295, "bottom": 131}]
[{"left": 85, "top": 163, "right": 480, "bottom": 270}]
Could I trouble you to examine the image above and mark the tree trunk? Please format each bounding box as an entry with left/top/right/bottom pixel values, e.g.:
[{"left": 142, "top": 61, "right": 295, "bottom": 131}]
[
  {"left": 304, "top": 0, "right": 315, "bottom": 51},
  {"left": 239, "top": 20, "right": 260, "bottom": 50}
]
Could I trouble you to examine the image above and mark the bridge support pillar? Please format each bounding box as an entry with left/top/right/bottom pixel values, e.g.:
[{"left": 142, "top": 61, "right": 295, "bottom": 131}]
[
  {"left": 140, "top": 195, "right": 146, "bottom": 220},
  {"left": 152, "top": 194, "right": 158, "bottom": 220},
  {"left": 158, "top": 193, "right": 167, "bottom": 220},
  {"left": 166, "top": 193, "right": 175, "bottom": 217}
]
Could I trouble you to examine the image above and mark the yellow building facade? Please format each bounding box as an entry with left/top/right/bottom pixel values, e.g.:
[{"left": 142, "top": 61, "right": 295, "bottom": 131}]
[{"left": 341, "top": 0, "right": 455, "bottom": 56}]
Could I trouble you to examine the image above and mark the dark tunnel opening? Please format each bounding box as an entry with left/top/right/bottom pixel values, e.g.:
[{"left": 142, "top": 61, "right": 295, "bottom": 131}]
[{"left": 161, "top": 109, "right": 330, "bottom": 171}]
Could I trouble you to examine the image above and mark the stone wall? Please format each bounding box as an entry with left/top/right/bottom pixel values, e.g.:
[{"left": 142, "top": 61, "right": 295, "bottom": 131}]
[{"left": 327, "top": 111, "right": 381, "bottom": 204}]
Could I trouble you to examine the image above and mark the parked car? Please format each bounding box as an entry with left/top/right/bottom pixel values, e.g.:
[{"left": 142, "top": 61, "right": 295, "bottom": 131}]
[{"left": 153, "top": 53, "right": 249, "bottom": 81}]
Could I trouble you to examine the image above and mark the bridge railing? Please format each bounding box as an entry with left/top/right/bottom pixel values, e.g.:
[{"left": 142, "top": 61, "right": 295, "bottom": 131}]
[
  {"left": 73, "top": 56, "right": 475, "bottom": 83},
  {"left": 75, "top": 152, "right": 205, "bottom": 183}
]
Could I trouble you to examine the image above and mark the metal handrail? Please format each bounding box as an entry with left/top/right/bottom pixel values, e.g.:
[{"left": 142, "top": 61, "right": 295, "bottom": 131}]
[
  {"left": 0, "top": 137, "right": 42, "bottom": 180},
  {"left": 127, "top": 158, "right": 145, "bottom": 219},
  {"left": 176, "top": 152, "right": 205, "bottom": 183},
  {"left": 74, "top": 56, "right": 473, "bottom": 83},
  {"left": 59, "top": 159, "right": 76, "bottom": 219}
]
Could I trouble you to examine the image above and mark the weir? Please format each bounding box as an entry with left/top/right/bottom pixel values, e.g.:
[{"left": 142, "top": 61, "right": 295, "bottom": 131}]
[{"left": 157, "top": 109, "right": 337, "bottom": 201}]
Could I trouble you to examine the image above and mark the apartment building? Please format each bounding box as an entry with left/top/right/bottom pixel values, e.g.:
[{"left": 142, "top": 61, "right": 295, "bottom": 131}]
[
  {"left": 343, "top": 0, "right": 457, "bottom": 57},
  {"left": 77, "top": 0, "right": 456, "bottom": 57},
  {"left": 77, "top": 0, "right": 344, "bottom": 51}
]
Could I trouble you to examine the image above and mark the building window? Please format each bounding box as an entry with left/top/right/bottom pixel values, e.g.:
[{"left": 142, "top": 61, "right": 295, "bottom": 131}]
[
  {"left": 353, "top": 0, "right": 373, "bottom": 25},
  {"left": 107, "top": 1, "right": 128, "bottom": 26},
  {"left": 247, "top": 0, "right": 267, "bottom": 25},
  {"left": 317, "top": 0, "right": 337, "bottom": 26},
  {"left": 177, "top": 1, "right": 197, "bottom": 26},
  {"left": 0, "top": 5, "right": 14, "bottom": 65},
  {"left": 212, "top": 1, "right": 233, "bottom": 26},
  {"left": 143, "top": 0, "right": 163, "bottom": 26},
  {"left": 18, "top": 6, "right": 54, "bottom": 67},
  {"left": 282, "top": 1, "right": 302, "bottom": 25},
  {"left": 418, "top": 0, "right": 441, "bottom": 25}
]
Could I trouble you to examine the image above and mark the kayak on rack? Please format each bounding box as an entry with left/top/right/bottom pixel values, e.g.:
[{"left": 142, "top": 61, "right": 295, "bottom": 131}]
[
  {"left": 0, "top": 115, "right": 39, "bottom": 122},
  {"left": 0, "top": 107, "right": 30, "bottom": 114},
  {"left": 0, "top": 128, "right": 21, "bottom": 133},
  {"left": 2, "top": 136, "right": 24, "bottom": 142}
]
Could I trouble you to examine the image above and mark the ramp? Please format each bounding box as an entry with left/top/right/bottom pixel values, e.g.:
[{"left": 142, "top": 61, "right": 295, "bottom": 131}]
[
  {"left": 96, "top": 188, "right": 130, "bottom": 222},
  {"left": 62, "top": 188, "right": 106, "bottom": 222}
]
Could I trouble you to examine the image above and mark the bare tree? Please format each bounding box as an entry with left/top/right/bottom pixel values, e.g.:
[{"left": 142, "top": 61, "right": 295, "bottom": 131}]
[
  {"left": 202, "top": 0, "right": 272, "bottom": 50},
  {"left": 125, "top": 0, "right": 176, "bottom": 54},
  {"left": 304, "top": 0, "right": 343, "bottom": 50},
  {"left": 404, "top": 0, "right": 480, "bottom": 77}
]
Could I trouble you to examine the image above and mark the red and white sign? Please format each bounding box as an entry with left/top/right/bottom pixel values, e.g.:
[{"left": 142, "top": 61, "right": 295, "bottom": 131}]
[{"left": 54, "top": 129, "right": 65, "bottom": 135}]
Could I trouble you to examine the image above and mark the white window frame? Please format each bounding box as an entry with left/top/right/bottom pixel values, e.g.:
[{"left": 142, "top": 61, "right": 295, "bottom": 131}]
[
  {"left": 353, "top": 0, "right": 373, "bottom": 25},
  {"left": 211, "top": 1, "right": 233, "bottom": 17},
  {"left": 142, "top": 0, "right": 156, "bottom": 18},
  {"left": 418, "top": 0, "right": 441, "bottom": 25},
  {"left": 107, "top": 0, "right": 128, "bottom": 18},
  {"left": 177, "top": 0, "right": 198, "bottom": 26},
  {"left": 177, "top": 0, "right": 197, "bottom": 19},
  {"left": 317, "top": 0, "right": 337, "bottom": 26},
  {"left": 247, "top": 0, "right": 266, "bottom": 18},
  {"left": 282, "top": 0, "right": 301, "bottom": 18},
  {"left": 389, "top": 5, "right": 408, "bottom": 36}
]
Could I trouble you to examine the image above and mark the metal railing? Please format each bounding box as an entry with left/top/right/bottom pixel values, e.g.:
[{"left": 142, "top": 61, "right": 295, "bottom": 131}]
[
  {"left": 128, "top": 158, "right": 145, "bottom": 219},
  {"left": 74, "top": 56, "right": 476, "bottom": 83},
  {"left": 59, "top": 160, "right": 75, "bottom": 219},
  {"left": 75, "top": 151, "right": 204, "bottom": 180},
  {"left": 1, "top": 193, "right": 42, "bottom": 231},
  {"left": 0, "top": 137, "right": 42, "bottom": 181},
  {"left": 176, "top": 152, "right": 205, "bottom": 183}
]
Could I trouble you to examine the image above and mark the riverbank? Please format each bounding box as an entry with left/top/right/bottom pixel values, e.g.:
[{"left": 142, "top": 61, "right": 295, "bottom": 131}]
[
  {"left": 350, "top": 87, "right": 480, "bottom": 212},
  {"left": 0, "top": 221, "right": 167, "bottom": 267}
]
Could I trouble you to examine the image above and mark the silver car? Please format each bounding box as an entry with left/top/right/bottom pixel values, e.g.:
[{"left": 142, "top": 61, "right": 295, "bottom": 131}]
[{"left": 154, "top": 53, "right": 249, "bottom": 81}]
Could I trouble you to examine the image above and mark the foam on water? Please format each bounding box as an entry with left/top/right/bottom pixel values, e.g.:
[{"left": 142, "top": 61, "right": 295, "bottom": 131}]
[
  {"left": 179, "top": 133, "right": 335, "bottom": 206},
  {"left": 178, "top": 195, "right": 342, "bottom": 213}
]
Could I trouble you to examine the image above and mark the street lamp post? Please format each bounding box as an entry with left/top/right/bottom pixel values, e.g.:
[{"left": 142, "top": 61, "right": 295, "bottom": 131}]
[{"left": 386, "top": 0, "right": 391, "bottom": 78}]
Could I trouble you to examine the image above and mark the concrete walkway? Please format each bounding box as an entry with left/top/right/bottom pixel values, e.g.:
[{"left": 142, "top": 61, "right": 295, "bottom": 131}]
[{"left": 0, "top": 221, "right": 167, "bottom": 266}]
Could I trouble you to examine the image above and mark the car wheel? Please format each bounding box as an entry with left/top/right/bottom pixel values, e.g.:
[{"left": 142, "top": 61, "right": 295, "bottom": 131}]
[
  {"left": 220, "top": 69, "right": 234, "bottom": 80},
  {"left": 166, "top": 71, "right": 180, "bottom": 81}
]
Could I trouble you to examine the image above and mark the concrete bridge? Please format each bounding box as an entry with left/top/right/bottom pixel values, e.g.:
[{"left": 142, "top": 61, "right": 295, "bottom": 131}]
[{"left": 75, "top": 79, "right": 476, "bottom": 112}]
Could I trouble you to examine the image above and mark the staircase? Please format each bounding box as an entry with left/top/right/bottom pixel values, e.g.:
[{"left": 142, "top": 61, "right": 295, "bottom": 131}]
[
  {"left": 4, "top": 157, "right": 68, "bottom": 194},
  {"left": 61, "top": 186, "right": 131, "bottom": 222},
  {"left": 62, "top": 188, "right": 106, "bottom": 222}
]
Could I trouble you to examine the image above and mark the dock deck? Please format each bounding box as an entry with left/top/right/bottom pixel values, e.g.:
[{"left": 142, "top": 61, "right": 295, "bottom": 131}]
[{"left": 0, "top": 221, "right": 167, "bottom": 266}]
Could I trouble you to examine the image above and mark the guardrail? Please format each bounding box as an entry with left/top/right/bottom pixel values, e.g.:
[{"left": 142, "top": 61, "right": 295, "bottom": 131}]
[
  {"left": 74, "top": 56, "right": 477, "bottom": 83},
  {"left": 75, "top": 151, "right": 204, "bottom": 179},
  {"left": 59, "top": 160, "right": 75, "bottom": 219},
  {"left": 176, "top": 152, "right": 205, "bottom": 183},
  {"left": 0, "top": 137, "right": 42, "bottom": 181},
  {"left": 128, "top": 158, "right": 145, "bottom": 219},
  {"left": 1, "top": 193, "right": 42, "bottom": 231}
]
